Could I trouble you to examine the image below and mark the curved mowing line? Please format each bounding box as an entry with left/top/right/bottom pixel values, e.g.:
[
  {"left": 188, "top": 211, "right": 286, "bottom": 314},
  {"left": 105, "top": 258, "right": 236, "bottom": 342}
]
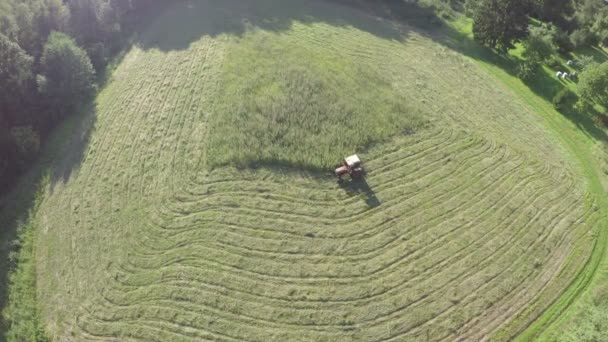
[
  {"left": 139, "top": 142, "right": 520, "bottom": 259},
  {"left": 120, "top": 156, "right": 564, "bottom": 292},
  {"left": 109, "top": 163, "right": 576, "bottom": 312},
  {"left": 455, "top": 209, "right": 600, "bottom": 341},
  {"left": 82, "top": 192, "right": 588, "bottom": 340},
  {"left": 199, "top": 152, "right": 528, "bottom": 262},
  {"left": 109, "top": 164, "right": 552, "bottom": 298},
  {"left": 211, "top": 154, "right": 544, "bottom": 261},
  {"left": 152, "top": 137, "right": 496, "bottom": 238},
  {"left": 413, "top": 206, "right": 596, "bottom": 342},
  {"left": 108, "top": 170, "right": 556, "bottom": 308},
  {"left": 78, "top": 190, "right": 588, "bottom": 340},
  {"left": 169, "top": 128, "right": 466, "bottom": 214},
  {"left": 380, "top": 190, "right": 588, "bottom": 341},
  {"left": 123, "top": 143, "right": 512, "bottom": 278}
]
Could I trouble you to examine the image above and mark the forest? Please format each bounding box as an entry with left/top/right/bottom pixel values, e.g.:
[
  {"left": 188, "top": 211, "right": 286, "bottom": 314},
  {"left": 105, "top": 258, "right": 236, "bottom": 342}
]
[{"left": 0, "top": 0, "right": 159, "bottom": 193}]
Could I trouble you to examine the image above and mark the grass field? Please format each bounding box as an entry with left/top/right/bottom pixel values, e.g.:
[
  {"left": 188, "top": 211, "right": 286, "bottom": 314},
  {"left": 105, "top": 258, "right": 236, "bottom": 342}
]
[{"left": 5, "top": 0, "right": 607, "bottom": 340}]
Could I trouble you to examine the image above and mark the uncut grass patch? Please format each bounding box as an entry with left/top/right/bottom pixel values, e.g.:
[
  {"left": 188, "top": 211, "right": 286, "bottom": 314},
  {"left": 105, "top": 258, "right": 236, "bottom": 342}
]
[{"left": 207, "top": 33, "right": 426, "bottom": 170}]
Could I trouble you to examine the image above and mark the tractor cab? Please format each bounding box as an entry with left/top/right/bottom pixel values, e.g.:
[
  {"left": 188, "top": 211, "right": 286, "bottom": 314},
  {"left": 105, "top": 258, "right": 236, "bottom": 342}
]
[{"left": 335, "top": 154, "right": 364, "bottom": 180}]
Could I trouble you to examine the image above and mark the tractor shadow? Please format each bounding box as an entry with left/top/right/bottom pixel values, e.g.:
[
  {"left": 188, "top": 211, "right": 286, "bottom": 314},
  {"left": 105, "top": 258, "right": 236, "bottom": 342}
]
[{"left": 338, "top": 177, "right": 380, "bottom": 208}]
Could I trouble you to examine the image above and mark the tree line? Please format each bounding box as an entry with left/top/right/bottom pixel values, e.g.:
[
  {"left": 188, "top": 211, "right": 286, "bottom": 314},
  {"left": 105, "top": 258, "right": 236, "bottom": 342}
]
[
  {"left": 469, "top": 0, "right": 608, "bottom": 109},
  {"left": 0, "top": 0, "right": 160, "bottom": 194},
  {"left": 471, "top": 0, "right": 608, "bottom": 51}
]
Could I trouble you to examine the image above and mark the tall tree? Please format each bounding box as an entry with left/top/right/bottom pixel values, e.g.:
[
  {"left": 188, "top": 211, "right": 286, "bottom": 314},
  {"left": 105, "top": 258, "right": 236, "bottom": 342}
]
[
  {"left": 579, "top": 61, "right": 608, "bottom": 106},
  {"left": 39, "top": 31, "right": 95, "bottom": 122},
  {"left": 472, "top": 0, "right": 532, "bottom": 50},
  {"left": 0, "top": 34, "right": 33, "bottom": 125},
  {"left": 523, "top": 24, "right": 557, "bottom": 63},
  {"left": 540, "top": 0, "right": 574, "bottom": 29}
]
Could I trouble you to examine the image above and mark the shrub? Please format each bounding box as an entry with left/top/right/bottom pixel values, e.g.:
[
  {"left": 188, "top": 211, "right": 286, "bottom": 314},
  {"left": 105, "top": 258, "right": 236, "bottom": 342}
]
[
  {"left": 40, "top": 32, "right": 96, "bottom": 119},
  {"left": 523, "top": 24, "right": 557, "bottom": 64},
  {"left": 517, "top": 60, "right": 540, "bottom": 82},
  {"left": 574, "top": 54, "right": 596, "bottom": 70},
  {"left": 552, "top": 87, "right": 577, "bottom": 110},
  {"left": 547, "top": 55, "right": 565, "bottom": 69},
  {"left": 579, "top": 61, "right": 608, "bottom": 106},
  {"left": 570, "top": 28, "right": 598, "bottom": 48},
  {"left": 10, "top": 126, "right": 40, "bottom": 163},
  {"left": 554, "top": 27, "right": 575, "bottom": 53}
]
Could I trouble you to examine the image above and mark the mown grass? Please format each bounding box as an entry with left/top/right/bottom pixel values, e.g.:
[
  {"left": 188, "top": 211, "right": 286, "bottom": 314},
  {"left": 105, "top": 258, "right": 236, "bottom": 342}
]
[{"left": 3, "top": 205, "right": 47, "bottom": 342}]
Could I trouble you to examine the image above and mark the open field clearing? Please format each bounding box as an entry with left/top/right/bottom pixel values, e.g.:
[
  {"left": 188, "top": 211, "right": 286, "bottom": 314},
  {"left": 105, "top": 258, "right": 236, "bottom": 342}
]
[{"left": 28, "top": 0, "right": 603, "bottom": 340}]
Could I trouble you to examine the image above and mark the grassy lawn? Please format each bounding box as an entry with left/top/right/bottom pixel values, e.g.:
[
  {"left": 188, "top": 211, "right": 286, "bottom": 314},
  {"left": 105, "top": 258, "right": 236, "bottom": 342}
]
[
  {"left": 1, "top": 1, "right": 607, "bottom": 341},
  {"left": 207, "top": 32, "right": 424, "bottom": 170}
]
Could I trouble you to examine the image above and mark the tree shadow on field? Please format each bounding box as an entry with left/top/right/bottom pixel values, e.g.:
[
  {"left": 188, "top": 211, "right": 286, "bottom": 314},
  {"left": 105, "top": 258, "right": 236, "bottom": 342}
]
[
  {"left": 0, "top": 99, "right": 97, "bottom": 336},
  {"left": 134, "top": 0, "right": 446, "bottom": 51},
  {"left": 0, "top": 172, "right": 41, "bottom": 336},
  {"left": 338, "top": 177, "right": 380, "bottom": 208},
  {"left": 48, "top": 105, "right": 96, "bottom": 193}
]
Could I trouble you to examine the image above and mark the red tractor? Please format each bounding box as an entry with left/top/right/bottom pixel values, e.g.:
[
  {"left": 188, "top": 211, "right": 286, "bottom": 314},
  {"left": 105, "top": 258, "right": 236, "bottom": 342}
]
[{"left": 335, "top": 154, "right": 364, "bottom": 180}]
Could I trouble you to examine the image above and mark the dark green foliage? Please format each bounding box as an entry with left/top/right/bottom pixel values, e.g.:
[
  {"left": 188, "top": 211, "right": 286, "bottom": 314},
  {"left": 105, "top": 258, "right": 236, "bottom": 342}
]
[
  {"left": 540, "top": 0, "right": 574, "bottom": 30},
  {"left": 523, "top": 23, "right": 557, "bottom": 63},
  {"left": 591, "top": 9, "right": 608, "bottom": 46},
  {"left": 579, "top": 61, "right": 608, "bottom": 106},
  {"left": 518, "top": 60, "right": 541, "bottom": 81},
  {"left": 39, "top": 32, "right": 96, "bottom": 119},
  {"left": 0, "top": 0, "right": 154, "bottom": 195},
  {"left": 574, "top": 54, "right": 596, "bottom": 70},
  {"left": 553, "top": 26, "right": 574, "bottom": 52},
  {"left": 10, "top": 127, "right": 40, "bottom": 167},
  {"left": 0, "top": 33, "right": 33, "bottom": 120},
  {"left": 0, "top": 33, "right": 35, "bottom": 191},
  {"left": 472, "top": 0, "right": 532, "bottom": 50},
  {"left": 552, "top": 87, "right": 578, "bottom": 109},
  {"left": 570, "top": 27, "right": 598, "bottom": 48},
  {"left": 571, "top": 0, "right": 608, "bottom": 47}
]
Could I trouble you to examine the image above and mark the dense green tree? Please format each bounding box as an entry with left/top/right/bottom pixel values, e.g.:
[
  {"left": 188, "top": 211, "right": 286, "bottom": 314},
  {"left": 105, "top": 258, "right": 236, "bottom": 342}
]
[
  {"left": 39, "top": 31, "right": 95, "bottom": 120},
  {"left": 10, "top": 126, "right": 39, "bottom": 166},
  {"left": 472, "top": 0, "right": 532, "bottom": 50},
  {"left": 591, "top": 7, "right": 608, "bottom": 46},
  {"left": 570, "top": 0, "right": 608, "bottom": 47},
  {"left": 574, "top": 54, "right": 596, "bottom": 70},
  {"left": 540, "top": 0, "right": 574, "bottom": 29},
  {"left": 523, "top": 24, "right": 557, "bottom": 63},
  {"left": 578, "top": 61, "right": 608, "bottom": 106},
  {"left": 0, "top": 0, "right": 159, "bottom": 193},
  {"left": 0, "top": 33, "right": 33, "bottom": 125}
]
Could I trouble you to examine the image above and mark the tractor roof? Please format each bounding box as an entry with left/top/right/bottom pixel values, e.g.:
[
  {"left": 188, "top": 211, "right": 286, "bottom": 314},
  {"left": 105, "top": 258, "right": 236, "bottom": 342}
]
[{"left": 345, "top": 154, "right": 361, "bottom": 167}]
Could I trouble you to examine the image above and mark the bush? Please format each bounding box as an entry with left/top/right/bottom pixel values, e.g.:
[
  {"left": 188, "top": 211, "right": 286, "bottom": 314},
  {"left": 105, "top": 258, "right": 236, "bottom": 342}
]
[
  {"left": 574, "top": 55, "right": 597, "bottom": 70},
  {"left": 517, "top": 60, "right": 540, "bottom": 82},
  {"left": 554, "top": 27, "right": 575, "bottom": 53},
  {"left": 579, "top": 61, "right": 608, "bottom": 106},
  {"left": 552, "top": 87, "right": 578, "bottom": 110},
  {"left": 40, "top": 32, "right": 96, "bottom": 120},
  {"left": 523, "top": 24, "right": 557, "bottom": 64},
  {"left": 547, "top": 55, "right": 565, "bottom": 69},
  {"left": 570, "top": 28, "right": 598, "bottom": 48},
  {"left": 10, "top": 126, "right": 40, "bottom": 165}
]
